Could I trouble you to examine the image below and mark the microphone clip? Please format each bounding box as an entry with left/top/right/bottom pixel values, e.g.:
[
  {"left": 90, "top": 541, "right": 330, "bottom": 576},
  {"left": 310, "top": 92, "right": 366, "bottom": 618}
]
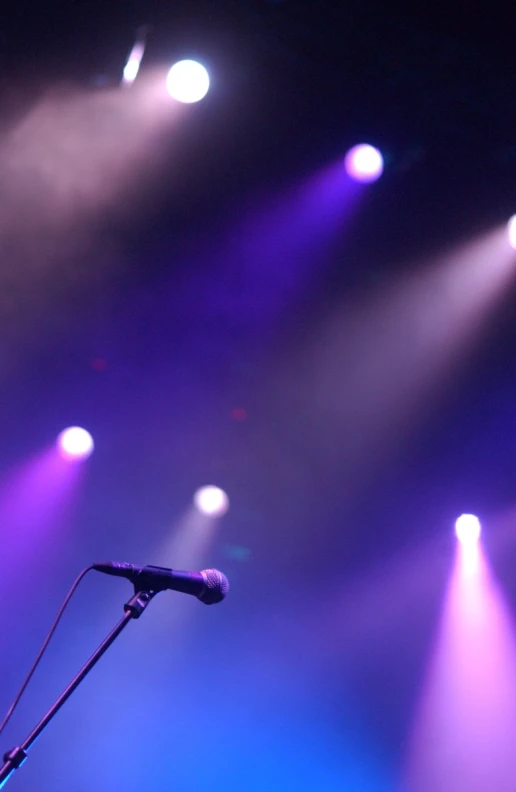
[{"left": 124, "top": 588, "right": 157, "bottom": 619}]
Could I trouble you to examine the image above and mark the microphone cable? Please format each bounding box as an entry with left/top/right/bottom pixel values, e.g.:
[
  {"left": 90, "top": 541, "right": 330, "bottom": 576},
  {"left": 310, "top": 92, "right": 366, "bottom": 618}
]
[{"left": 0, "top": 565, "right": 96, "bottom": 738}]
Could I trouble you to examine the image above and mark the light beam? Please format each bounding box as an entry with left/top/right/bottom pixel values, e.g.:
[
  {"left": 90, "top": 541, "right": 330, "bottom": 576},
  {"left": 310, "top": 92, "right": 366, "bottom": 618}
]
[
  {"left": 405, "top": 542, "right": 516, "bottom": 792},
  {"left": 123, "top": 41, "right": 146, "bottom": 85}
]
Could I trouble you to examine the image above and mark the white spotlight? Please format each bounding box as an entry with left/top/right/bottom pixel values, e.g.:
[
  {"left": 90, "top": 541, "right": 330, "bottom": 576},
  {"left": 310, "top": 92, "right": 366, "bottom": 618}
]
[
  {"left": 344, "top": 143, "right": 384, "bottom": 183},
  {"left": 455, "top": 514, "right": 481, "bottom": 546},
  {"left": 122, "top": 26, "right": 149, "bottom": 85},
  {"left": 166, "top": 60, "right": 210, "bottom": 104},
  {"left": 123, "top": 43, "right": 145, "bottom": 84},
  {"left": 57, "top": 427, "right": 94, "bottom": 460},
  {"left": 508, "top": 215, "right": 516, "bottom": 250},
  {"left": 194, "top": 486, "right": 229, "bottom": 517}
]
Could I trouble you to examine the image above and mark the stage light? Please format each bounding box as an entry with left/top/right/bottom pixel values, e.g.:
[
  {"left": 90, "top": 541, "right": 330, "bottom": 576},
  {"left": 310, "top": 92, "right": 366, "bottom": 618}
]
[
  {"left": 166, "top": 60, "right": 210, "bottom": 104},
  {"left": 123, "top": 42, "right": 145, "bottom": 84},
  {"left": 455, "top": 514, "right": 481, "bottom": 546},
  {"left": 344, "top": 144, "right": 384, "bottom": 183},
  {"left": 508, "top": 215, "right": 516, "bottom": 250},
  {"left": 193, "top": 486, "right": 229, "bottom": 517},
  {"left": 57, "top": 427, "right": 94, "bottom": 460}
]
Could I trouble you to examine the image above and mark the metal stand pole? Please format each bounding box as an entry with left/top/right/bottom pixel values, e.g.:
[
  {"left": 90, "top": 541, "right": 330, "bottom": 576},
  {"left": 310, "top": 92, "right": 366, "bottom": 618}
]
[{"left": 0, "top": 589, "right": 155, "bottom": 789}]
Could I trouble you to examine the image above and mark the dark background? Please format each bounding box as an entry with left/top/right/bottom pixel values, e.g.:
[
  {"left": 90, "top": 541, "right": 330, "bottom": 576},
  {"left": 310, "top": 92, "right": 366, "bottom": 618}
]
[{"left": 0, "top": 2, "right": 515, "bottom": 790}]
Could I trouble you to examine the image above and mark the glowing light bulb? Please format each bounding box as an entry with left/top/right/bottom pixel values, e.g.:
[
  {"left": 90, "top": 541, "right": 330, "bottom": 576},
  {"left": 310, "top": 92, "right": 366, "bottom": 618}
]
[{"left": 166, "top": 60, "right": 210, "bottom": 103}]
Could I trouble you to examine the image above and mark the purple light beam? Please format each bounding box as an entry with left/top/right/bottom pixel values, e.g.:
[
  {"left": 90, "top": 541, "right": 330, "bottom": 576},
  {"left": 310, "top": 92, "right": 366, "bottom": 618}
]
[{"left": 404, "top": 542, "right": 516, "bottom": 792}]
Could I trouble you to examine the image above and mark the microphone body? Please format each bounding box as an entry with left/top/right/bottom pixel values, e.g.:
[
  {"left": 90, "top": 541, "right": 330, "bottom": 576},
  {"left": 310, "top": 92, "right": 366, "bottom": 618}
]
[{"left": 93, "top": 562, "right": 229, "bottom": 605}]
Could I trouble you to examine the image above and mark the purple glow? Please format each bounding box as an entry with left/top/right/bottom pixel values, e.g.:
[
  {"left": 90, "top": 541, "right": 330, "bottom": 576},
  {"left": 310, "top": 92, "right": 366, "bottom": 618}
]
[
  {"left": 344, "top": 144, "right": 384, "bottom": 183},
  {"left": 0, "top": 448, "right": 86, "bottom": 591},
  {"left": 509, "top": 215, "right": 516, "bottom": 250},
  {"left": 405, "top": 545, "right": 516, "bottom": 792},
  {"left": 193, "top": 486, "right": 229, "bottom": 517},
  {"left": 57, "top": 427, "right": 94, "bottom": 460},
  {"left": 455, "top": 514, "right": 481, "bottom": 546}
]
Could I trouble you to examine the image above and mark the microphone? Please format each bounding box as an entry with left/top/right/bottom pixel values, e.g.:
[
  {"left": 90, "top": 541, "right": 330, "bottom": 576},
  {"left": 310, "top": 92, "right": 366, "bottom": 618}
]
[{"left": 93, "top": 562, "right": 229, "bottom": 605}]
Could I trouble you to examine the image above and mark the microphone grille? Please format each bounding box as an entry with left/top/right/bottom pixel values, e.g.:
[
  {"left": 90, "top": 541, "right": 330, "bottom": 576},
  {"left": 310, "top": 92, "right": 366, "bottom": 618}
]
[{"left": 199, "top": 569, "right": 230, "bottom": 605}]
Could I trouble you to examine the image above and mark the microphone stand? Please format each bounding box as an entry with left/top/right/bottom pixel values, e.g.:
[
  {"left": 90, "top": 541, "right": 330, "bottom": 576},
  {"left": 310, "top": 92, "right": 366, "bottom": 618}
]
[{"left": 0, "top": 588, "right": 156, "bottom": 789}]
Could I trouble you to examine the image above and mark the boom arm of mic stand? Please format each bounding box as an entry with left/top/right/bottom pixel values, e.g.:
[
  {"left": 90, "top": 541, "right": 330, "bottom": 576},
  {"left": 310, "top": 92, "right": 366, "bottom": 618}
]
[{"left": 0, "top": 588, "right": 156, "bottom": 789}]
